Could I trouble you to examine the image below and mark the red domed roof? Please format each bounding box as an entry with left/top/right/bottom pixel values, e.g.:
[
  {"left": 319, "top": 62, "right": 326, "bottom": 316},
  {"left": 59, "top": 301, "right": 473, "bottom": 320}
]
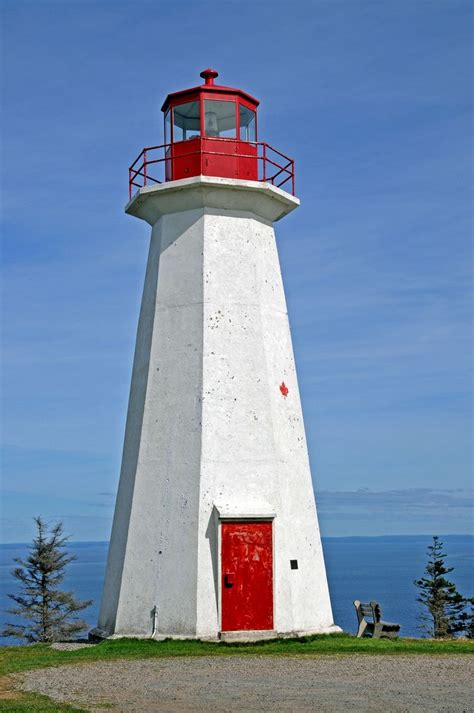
[{"left": 161, "top": 68, "right": 259, "bottom": 113}]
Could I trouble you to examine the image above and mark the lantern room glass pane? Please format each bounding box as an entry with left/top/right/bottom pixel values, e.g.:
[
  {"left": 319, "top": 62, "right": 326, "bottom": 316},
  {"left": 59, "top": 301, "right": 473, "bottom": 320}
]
[
  {"left": 239, "top": 105, "right": 256, "bottom": 142},
  {"left": 164, "top": 109, "right": 171, "bottom": 144},
  {"left": 204, "top": 100, "right": 236, "bottom": 138},
  {"left": 172, "top": 101, "right": 200, "bottom": 141}
]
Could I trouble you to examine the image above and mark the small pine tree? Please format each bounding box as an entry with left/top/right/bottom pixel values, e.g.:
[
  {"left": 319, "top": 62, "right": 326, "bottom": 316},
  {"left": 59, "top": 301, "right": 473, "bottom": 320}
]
[
  {"left": 458, "top": 597, "right": 474, "bottom": 639},
  {"left": 414, "top": 536, "right": 468, "bottom": 638},
  {"left": 1, "top": 517, "right": 92, "bottom": 643}
]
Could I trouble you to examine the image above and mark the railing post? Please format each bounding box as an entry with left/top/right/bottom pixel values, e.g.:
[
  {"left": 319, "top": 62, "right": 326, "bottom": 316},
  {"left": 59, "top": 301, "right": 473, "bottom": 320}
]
[
  {"left": 263, "top": 143, "right": 266, "bottom": 182},
  {"left": 143, "top": 148, "right": 147, "bottom": 187},
  {"left": 129, "top": 168, "right": 132, "bottom": 200},
  {"left": 292, "top": 162, "right": 295, "bottom": 196}
]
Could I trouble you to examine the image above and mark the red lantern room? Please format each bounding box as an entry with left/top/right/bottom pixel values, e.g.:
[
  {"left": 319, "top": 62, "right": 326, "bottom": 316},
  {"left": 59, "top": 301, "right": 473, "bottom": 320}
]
[
  {"left": 162, "top": 68, "right": 259, "bottom": 182},
  {"left": 129, "top": 69, "right": 295, "bottom": 198}
]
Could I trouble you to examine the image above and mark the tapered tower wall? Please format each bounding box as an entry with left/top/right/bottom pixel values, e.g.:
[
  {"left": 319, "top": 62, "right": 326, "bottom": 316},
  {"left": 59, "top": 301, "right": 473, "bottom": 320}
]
[
  {"left": 97, "top": 177, "right": 337, "bottom": 639},
  {"left": 99, "top": 208, "right": 206, "bottom": 637}
]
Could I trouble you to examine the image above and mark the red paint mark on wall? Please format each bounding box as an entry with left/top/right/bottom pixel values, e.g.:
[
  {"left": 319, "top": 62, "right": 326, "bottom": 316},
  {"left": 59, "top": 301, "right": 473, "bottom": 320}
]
[{"left": 279, "top": 382, "right": 289, "bottom": 398}]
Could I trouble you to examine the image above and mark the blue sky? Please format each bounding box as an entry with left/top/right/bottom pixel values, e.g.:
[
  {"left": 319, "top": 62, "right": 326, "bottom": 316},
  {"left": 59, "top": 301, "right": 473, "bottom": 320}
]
[{"left": 1, "top": 0, "right": 472, "bottom": 542}]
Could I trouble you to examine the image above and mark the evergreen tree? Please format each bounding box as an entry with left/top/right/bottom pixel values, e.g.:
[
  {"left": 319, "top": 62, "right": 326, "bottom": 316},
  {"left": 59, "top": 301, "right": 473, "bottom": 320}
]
[
  {"left": 459, "top": 597, "right": 474, "bottom": 639},
  {"left": 414, "top": 536, "right": 468, "bottom": 638},
  {"left": 1, "top": 517, "right": 92, "bottom": 643}
]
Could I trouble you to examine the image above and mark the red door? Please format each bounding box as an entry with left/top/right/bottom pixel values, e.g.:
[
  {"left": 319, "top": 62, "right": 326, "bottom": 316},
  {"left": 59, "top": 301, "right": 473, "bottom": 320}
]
[
  {"left": 221, "top": 521, "right": 273, "bottom": 632},
  {"left": 201, "top": 137, "right": 238, "bottom": 179}
]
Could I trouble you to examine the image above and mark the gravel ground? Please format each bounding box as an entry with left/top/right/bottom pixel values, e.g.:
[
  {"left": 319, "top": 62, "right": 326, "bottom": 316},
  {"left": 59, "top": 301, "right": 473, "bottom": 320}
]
[
  {"left": 50, "top": 643, "right": 95, "bottom": 651},
  {"left": 16, "top": 654, "right": 473, "bottom": 712}
]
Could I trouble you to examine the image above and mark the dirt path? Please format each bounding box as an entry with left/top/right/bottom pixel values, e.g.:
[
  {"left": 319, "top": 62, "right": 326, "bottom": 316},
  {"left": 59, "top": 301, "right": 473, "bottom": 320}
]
[
  {"left": 15, "top": 654, "right": 473, "bottom": 712},
  {"left": 0, "top": 676, "right": 20, "bottom": 703}
]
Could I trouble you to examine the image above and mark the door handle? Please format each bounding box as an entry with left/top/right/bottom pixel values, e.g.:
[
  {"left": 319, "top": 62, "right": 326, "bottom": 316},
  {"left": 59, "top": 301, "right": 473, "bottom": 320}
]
[{"left": 224, "top": 573, "right": 234, "bottom": 588}]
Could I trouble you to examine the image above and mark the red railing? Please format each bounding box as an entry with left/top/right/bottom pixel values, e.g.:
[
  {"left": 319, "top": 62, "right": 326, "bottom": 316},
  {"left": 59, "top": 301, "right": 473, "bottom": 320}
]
[{"left": 128, "top": 140, "right": 295, "bottom": 199}]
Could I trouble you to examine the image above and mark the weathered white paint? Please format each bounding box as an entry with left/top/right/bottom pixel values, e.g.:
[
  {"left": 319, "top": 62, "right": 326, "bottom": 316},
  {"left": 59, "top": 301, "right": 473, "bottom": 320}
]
[{"left": 96, "top": 177, "right": 339, "bottom": 640}]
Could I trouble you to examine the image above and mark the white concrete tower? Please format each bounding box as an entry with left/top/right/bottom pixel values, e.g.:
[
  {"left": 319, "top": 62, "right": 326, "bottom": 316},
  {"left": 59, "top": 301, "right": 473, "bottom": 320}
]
[{"left": 96, "top": 69, "right": 338, "bottom": 640}]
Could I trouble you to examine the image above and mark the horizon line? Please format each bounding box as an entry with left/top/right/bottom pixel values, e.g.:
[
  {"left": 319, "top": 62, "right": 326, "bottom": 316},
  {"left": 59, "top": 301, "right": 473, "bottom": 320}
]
[{"left": 1, "top": 533, "right": 473, "bottom": 547}]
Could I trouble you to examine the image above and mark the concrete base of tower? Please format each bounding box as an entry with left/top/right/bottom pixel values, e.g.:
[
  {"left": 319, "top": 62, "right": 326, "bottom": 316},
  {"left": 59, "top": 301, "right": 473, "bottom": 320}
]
[
  {"left": 90, "top": 624, "right": 343, "bottom": 644},
  {"left": 218, "top": 625, "right": 343, "bottom": 643}
]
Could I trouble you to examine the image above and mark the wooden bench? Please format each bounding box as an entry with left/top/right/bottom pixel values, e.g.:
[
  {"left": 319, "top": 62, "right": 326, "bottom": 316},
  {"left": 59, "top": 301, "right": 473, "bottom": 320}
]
[{"left": 353, "top": 600, "right": 401, "bottom": 639}]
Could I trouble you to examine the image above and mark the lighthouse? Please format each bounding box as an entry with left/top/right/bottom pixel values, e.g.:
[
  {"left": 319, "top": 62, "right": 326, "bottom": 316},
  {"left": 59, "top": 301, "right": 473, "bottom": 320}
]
[{"left": 95, "top": 69, "right": 338, "bottom": 640}]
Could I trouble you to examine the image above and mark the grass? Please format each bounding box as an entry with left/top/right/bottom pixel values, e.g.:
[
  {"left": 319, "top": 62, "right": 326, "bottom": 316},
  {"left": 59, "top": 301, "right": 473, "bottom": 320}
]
[
  {"left": 1, "top": 633, "right": 473, "bottom": 677},
  {"left": 0, "top": 691, "right": 87, "bottom": 712},
  {"left": 1, "top": 635, "right": 471, "bottom": 712}
]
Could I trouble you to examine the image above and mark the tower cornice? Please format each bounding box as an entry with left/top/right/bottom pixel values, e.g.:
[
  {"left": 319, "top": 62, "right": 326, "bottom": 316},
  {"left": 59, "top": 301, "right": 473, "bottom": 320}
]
[{"left": 125, "top": 176, "right": 300, "bottom": 226}]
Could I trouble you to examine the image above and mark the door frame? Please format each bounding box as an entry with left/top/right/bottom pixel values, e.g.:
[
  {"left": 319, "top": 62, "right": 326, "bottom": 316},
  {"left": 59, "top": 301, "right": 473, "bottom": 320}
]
[{"left": 218, "top": 515, "right": 276, "bottom": 633}]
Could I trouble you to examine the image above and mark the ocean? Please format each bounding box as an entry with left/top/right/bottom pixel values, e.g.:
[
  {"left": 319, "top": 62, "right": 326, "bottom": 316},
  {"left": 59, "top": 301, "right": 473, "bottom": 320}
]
[{"left": 1, "top": 535, "right": 472, "bottom": 644}]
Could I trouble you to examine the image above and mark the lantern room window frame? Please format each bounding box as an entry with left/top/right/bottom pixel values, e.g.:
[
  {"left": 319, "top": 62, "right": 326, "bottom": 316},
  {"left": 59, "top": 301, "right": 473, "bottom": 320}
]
[{"left": 165, "top": 92, "right": 258, "bottom": 145}]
